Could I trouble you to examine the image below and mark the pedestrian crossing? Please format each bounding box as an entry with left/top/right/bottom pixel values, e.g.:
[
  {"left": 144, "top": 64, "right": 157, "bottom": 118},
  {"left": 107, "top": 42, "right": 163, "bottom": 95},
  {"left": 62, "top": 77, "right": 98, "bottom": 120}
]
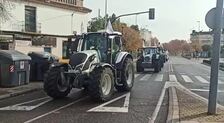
[
  {"left": 195, "top": 76, "right": 209, "bottom": 84},
  {"left": 135, "top": 73, "right": 224, "bottom": 85},
  {"left": 181, "top": 75, "right": 193, "bottom": 83},
  {"left": 140, "top": 74, "right": 152, "bottom": 81}
]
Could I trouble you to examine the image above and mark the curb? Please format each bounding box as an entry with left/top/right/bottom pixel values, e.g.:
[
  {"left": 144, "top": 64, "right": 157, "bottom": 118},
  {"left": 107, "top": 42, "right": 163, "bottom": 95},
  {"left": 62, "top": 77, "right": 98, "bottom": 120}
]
[
  {"left": 0, "top": 88, "right": 42, "bottom": 100},
  {"left": 167, "top": 87, "right": 180, "bottom": 123}
]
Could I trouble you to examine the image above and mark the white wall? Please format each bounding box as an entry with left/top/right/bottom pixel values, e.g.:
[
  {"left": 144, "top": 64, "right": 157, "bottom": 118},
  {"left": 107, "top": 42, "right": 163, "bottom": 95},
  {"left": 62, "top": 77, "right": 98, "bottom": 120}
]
[
  {"left": 15, "top": 37, "right": 67, "bottom": 58},
  {"left": 1, "top": 1, "right": 89, "bottom": 35}
]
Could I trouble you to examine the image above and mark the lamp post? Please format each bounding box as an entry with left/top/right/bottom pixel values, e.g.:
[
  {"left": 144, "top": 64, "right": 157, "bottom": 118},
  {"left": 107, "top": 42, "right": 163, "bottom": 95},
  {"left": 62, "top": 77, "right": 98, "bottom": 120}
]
[
  {"left": 105, "top": 0, "right": 108, "bottom": 28},
  {"left": 71, "top": 12, "right": 74, "bottom": 34}
]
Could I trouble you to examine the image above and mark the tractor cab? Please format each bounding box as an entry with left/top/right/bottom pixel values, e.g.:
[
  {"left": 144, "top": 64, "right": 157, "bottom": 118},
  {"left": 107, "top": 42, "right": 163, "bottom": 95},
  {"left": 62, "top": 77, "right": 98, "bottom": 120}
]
[{"left": 78, "top": 32, "right": 123, "bottom": 64}]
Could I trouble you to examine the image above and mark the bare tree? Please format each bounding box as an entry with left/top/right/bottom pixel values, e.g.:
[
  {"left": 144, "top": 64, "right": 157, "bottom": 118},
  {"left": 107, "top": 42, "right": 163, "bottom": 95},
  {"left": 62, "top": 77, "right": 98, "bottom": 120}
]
[{"left": 0, "top": 0, "right": 15, "bottom": 23}]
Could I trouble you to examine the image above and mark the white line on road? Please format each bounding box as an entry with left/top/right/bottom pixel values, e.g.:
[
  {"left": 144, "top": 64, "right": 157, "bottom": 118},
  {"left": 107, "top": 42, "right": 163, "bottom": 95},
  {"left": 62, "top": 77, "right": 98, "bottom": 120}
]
[
  {"left": 24, "top": 97, "right": 88, "bottom": 123},
  {"left": 195, "top": 76, "right": 209, "bottom": 83},
  {"left": 154, "top": 74, "right": 163, "bottom": 81},
  {"left": 88, "top": 93, "right": 130, "bottom": 113},
  {"left": 140, "top": 74, "right": 152, "bottom": 81},
  {"left": 169, "top": 75, "right": 177, "bottom": 82},
  {"left": 0, "top": 97, "right": 52, "bottom": 111},
  {"left": 135, "top": 74, "right": 140, "bottom": 78},
  {"left": 181, "top": 75, "right": 193, "bottom": 83},
  {"left": 149, "top": 82, "right": 168, "bottom": 123},
  {"left": 190, "top": 89, "right": 224, "bottom": 93},
  {"left": 207, "top": 76, "right": 224, "bottom": 84}
]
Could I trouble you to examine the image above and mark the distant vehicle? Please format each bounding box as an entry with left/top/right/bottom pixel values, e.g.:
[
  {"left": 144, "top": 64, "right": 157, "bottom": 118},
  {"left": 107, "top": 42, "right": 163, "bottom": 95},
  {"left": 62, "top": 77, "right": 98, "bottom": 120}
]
[{"left": 136, "top": 46, "right": 164, "bottom": 73}]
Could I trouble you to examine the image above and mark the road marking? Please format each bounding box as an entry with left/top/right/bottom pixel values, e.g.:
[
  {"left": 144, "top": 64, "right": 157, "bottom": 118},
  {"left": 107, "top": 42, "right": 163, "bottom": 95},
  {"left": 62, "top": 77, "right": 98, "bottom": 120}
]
[
  {"left": 207, "top": 76, "right": 224, "bottom": 84},
  {"left": 195, "top": 76, "right": 209, "bottom": 83},
  {"left": 88, "top": 92, "right": 130, "bottom": 113},
  {"left": 0, "top": 97, "right": 52, "bottom": 111},
  {"left": 190, "top": 89, "right": 224, "bottom": 93},
  {"left": 140, "top": 74, "right": 152, "bottom": 81},
  {"left": 169, "top": 75, "right": 177, "bottom": 82},
  {"left": 149, "top": 81, "right": 181, "bottom": 123},
  {"left": 149, "top": 82, "right": 167, "bottom": 123},
  {"left": 181, "top": 75, "right": 193, "bottom": 83},
  {"left": 24, "top": 97, "right": 88, "bottom": 123},
  {"left": 154, "top": 74, "right": 163, "bottom": 81},
  {"left": 135, "top": 74, "right": 140, "bottom": 78}
]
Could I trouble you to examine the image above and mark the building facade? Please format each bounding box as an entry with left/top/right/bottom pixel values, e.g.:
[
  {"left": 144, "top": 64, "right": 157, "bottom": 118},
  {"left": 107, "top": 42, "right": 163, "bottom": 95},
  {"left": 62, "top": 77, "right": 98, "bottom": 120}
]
[
  {"left": 0, "top": 0, "right": 91, "bottom": 59},
  {"left": 190, "top": 30, "right": 224, "bottom": 46},
  {"left": 140, "top": 29, "right": 152, "bottom": 47}
]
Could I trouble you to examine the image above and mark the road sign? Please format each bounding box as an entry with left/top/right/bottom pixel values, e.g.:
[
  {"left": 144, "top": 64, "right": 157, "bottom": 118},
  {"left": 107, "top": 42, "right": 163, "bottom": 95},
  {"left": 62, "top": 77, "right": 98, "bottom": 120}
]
[{"left": 205, "top": 8, "right": 224, "bottom": 29}]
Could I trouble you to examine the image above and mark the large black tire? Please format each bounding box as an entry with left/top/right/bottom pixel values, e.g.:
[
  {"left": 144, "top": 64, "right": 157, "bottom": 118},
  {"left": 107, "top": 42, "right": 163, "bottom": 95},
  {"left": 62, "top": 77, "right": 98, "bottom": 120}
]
[
  {"left": 136, "top": 61, "right": 144, "bottom": 72},
  {"left": 88, "top": 67, "right": 114, "bottom": 102},
  {"left": 154, "top": 61, "right": 160, "bottom": 73},
  {"left": 116, "top": 58, "right": 135, "bottom": 92},
  {"left": 44, "top": 67, "right": 71, "bottom": 99}
]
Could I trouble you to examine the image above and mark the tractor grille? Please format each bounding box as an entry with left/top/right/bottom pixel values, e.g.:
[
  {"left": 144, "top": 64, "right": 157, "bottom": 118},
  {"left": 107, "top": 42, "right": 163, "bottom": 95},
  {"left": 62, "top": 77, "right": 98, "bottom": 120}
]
[{"left": 144, "top": 56, "right": 151, "bottom": 62}]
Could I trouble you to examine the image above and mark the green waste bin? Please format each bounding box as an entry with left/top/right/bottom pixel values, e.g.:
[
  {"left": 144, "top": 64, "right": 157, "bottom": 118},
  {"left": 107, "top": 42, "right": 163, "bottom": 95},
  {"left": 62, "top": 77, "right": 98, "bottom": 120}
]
[{"left": 0, "top": 50, "right": 31, "bottom": 87}]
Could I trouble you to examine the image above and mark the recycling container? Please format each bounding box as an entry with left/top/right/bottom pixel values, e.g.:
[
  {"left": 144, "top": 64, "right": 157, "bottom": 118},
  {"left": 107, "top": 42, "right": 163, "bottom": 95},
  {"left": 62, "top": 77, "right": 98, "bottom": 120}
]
[
  {"left": 28, "top": 52, "right": 58, "bottom": 81},
  {"left": 0, "top": 50, "right": 31, "bottom": 87}
]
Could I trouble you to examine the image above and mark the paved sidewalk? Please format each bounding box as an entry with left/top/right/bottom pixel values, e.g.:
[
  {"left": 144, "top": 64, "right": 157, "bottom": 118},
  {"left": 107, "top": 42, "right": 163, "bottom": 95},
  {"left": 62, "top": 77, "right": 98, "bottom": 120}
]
[
  {"left": 175, "top": 87, "right": 224, "bottom": 123},
  {"left": 0, "top": 82, "right": 43, "bottom": 100}
]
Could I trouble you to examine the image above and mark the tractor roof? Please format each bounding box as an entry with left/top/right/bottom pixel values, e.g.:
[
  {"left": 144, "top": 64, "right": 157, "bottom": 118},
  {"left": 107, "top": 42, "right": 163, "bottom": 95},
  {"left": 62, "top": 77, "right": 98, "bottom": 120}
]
[{"left": 97, "top": 30, "right": 122, "bottom": 36}]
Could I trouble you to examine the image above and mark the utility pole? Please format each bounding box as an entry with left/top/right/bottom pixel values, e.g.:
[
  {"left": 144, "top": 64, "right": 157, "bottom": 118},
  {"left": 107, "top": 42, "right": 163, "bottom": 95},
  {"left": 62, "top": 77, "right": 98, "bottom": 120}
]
[
  {"left": 105, "top": 0, "right": 108, "bottom": 28},
  {"left": 197, "top": 21, "right": 201, "bottom": 32},
  {"left": 71, "top": 12, "right": 74, "bottom": 34},
  {"left": 208, "top": 0, "right": 223, "bottom": 115}
]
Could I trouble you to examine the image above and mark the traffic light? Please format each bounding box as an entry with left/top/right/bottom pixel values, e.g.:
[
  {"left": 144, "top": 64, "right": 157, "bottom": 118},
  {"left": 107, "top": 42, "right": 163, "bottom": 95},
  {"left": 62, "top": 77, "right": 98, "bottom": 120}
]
[{"left": 149, "top": 8, "right": 155, "bottom": 20}]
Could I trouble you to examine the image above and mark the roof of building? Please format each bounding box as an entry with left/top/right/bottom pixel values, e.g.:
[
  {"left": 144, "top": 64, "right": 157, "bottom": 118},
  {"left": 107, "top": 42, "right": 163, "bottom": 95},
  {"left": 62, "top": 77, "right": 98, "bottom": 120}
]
[
  {"left": 190, "top": 31, "right": 212, "bottom": 36},
  {"left": 24, "top": 0, "right": 92, "bottom": 13}
]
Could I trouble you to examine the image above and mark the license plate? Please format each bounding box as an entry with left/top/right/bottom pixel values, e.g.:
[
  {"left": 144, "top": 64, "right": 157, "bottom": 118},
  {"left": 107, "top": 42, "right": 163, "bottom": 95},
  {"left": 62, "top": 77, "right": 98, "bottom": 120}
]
[{"left": 20, "top": 61, "right": 25, "bottom": 69}]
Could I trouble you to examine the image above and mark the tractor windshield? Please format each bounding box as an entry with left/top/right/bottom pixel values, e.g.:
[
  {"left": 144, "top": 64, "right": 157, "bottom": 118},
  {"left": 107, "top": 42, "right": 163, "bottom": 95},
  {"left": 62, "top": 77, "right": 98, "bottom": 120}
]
[
  {"left": 83, "top": 33, "right": 107, "bottom": 62},
  {"left": 143, "top": 48, "right": 157, "bottom": 55}
]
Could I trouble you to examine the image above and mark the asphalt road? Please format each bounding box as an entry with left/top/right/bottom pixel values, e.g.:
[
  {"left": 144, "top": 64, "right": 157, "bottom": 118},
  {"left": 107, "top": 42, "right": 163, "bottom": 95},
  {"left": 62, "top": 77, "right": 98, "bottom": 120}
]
[
  {"left": 170, "top": 56, "right": 224, "bottom": 105},
  {"left": 0, "top": 61, "right": 170, "bottom": 123}
]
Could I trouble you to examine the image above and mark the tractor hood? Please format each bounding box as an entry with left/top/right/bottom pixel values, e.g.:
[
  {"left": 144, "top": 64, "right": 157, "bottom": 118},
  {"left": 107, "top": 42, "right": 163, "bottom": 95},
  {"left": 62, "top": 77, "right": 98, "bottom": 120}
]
[{"left": 69, "top": 50, "right": 100, "bottom": 71}]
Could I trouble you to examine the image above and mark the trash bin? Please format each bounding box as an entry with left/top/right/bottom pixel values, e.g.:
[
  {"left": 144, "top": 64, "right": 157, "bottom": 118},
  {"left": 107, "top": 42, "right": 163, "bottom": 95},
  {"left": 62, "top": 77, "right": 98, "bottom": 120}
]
[
  {"left": 28, "top": 52, "right": 59, "bottom": 81},
  {"left": 0, "top": 50, "right": 31, "bottom": 87}
]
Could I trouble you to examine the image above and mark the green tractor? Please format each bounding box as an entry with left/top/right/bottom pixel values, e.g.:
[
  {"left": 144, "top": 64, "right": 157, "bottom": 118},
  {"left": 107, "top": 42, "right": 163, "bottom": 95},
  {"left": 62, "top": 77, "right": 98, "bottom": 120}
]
[{"left": 44, "top": 31, "right": 135, "bottom": 101}]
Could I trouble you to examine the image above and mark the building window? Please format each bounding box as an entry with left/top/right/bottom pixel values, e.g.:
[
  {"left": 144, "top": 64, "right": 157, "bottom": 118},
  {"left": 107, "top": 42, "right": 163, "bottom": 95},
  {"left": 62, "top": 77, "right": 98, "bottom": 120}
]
[{"left": 25, "top": 6, "right": 36, "bottom": 32}]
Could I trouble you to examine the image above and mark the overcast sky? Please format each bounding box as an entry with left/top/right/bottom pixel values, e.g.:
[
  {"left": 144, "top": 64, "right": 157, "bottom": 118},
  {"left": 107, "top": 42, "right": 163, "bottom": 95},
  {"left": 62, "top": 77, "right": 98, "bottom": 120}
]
[{"left": 84, "top": 0, "right": 216, "bottom": 43}]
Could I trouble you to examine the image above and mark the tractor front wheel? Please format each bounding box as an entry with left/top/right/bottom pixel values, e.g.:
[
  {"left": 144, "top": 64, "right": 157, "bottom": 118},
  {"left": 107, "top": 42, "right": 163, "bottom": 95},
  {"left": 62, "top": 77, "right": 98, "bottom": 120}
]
[
  {"left": 116, "top": 58, "right": 135, "bottom": 92},
  {"left": 44, "top": 67, "right": 71, "bottom": 99},
  {"left": 88, "top": 67, "right": 114, "bottom": 102}
]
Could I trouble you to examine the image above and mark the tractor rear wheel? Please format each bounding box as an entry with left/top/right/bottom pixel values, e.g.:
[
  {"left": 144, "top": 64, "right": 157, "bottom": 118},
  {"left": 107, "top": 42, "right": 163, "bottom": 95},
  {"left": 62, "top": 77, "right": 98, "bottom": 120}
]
[
  {"left": 44, "top": 67, "right": 71, "bottom": 99},
  {"left": 154, "top": 61, "right": 160, "bottom": 73},
  {"left": 88, "top": 67, "right": 114, "bottom": 102},
  {"left": 136, "top": 61, "right": 144, "bottom": 72},
  {"left": 116, "top": 58, "right": 135, "bottom": 92}
]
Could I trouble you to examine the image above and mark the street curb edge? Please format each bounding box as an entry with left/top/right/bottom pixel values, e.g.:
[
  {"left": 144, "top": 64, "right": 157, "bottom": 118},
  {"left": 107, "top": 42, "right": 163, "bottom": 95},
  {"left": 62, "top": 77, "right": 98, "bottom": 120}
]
[{"left": 0, "top": 88, "right": 43, "bottom": 100}]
